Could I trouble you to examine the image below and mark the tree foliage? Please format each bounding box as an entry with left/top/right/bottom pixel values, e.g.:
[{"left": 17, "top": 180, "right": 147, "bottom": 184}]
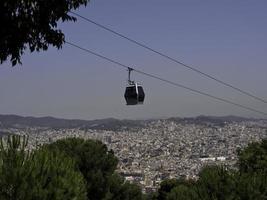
[
  {"left": 235, "top": 139, "right": 267, "bottom": 199},
  {"left": 166, "top": 184, "right": 197, "bottom": 200},
  {"left": 157, "top": 178, "right": 195, "bottom": 200},
  {"left": 156, "top": 139, "right": 267, "bottom": 200},
  {"left": 195, "top": 166, "right": 236, "bottom": 200},
  {"left": 238, "top": 139, "right": 267, "bottom": 174},
  {"left": 105, "top": 173, "right": 144, "bottom": 200},
  {"left": 235, "top": 172, "right": 267, "bottom": 200},
  {"left": 42, "top": 137, "right": 119, "bottom": 200},
  {"left": 0, "top": 135, "right": 87, "bottom": 200},
  {"left": 0, "top": 135, "right": 30, "bottom": 200},
  {"left": 0, "top": 0, "right": 89, "bottom": 66},
  {"left": 0, "top": 136, "right": 145, "bottom": 200}
]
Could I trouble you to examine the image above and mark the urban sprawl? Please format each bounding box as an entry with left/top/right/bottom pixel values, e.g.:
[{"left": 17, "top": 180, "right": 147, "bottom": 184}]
[{"left": 2, "top": 119, "right": 267, "bottom": 193}]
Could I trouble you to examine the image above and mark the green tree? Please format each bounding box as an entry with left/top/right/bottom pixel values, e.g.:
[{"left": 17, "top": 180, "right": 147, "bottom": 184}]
[
  {"left": 166, "top": 184, "right": 197, "bottom": 200},
  {"left": 234, "top": 172, "right": 267, "bottom": 200},
  {"left": 155, "top": 139, "right": 267, "bottom": 200},
  {"left": 157, "top": 179, "right": 181, "bottom": 200},
  {"left": 0, "top": 135, "right": 30, "bottom": 200},
  {"left": 43, "top": 137, "right": 119, "bottom": 200},
  {"left": 237, "top": 139, "right": 267, "bottom": 174},
  {"left": 0, "top": 0, "right": 90, "bottom": 66},
  {"left": 235, "top": 139, "right": 267, "bottom": 199},
  {"left": 105, "top": 173, "right": 144, "bottom": 200},
  {"left": 144, "top": 192, "right": 158, "bottom": 200},
  {"left": 157, "top": 178, "right": 196, "bottom": 200},
  {"left": 28, "top": 149, "right": 87, "bottom": 200},
  {"left": 0, "top": 135, "right": 87, "bottom": 200},
  {"left": 195, "top": 166, "right": 236, "bottom": 200}
]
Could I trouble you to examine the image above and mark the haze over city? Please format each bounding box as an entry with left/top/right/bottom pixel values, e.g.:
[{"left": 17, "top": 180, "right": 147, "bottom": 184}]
[{"left": 1, "top": 0, "right": 267, "bottom": 120}]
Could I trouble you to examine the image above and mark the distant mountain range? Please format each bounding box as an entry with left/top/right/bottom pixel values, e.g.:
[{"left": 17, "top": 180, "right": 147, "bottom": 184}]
[
  {"left": 0, "top": 114, "right": 264, "bottom": 130},
  {"left": 0, "top": 114, "right": 146, "bottom": 130},
  {"left": 168, "top": 115, "right": 262, "bottom": 126}
]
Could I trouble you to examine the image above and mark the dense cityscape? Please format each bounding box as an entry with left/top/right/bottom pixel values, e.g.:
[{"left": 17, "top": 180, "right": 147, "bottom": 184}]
[{"left": 1, "top": 117, "right": 266, "bottom": 192}]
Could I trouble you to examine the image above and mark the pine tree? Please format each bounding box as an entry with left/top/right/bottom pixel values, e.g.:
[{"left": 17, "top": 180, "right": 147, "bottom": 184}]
[
  {"left": 43, "top": 137, "right": 119, "bottom": 200},
  {"left": 195, "top": 165, "right": 236, "bottom": 200},
  {"left": 0, "top": 135, "right": 87, "bottom": 200},
  {"left": 104, "top": 173, "right": 144, "bottom": 200}
]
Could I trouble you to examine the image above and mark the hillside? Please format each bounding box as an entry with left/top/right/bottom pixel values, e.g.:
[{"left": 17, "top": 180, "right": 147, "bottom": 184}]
[
  {"left": 0, "top": 114, "right": 145, "bottom": 130},
  {"left": 0, "top": 114, "right": 265, "bottom": 131}
]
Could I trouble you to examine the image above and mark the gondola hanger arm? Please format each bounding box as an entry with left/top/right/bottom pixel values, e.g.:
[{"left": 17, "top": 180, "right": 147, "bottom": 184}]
[{"left": 128, "top": 67, "right": 134, "bottom": 85}]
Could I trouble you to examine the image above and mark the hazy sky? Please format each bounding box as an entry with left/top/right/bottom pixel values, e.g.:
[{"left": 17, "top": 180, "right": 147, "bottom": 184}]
[{"left": 1, "top": 0, "right": 267, "bottom": 120}]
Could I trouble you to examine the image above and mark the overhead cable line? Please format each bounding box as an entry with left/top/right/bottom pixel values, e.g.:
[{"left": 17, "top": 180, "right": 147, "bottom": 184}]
[
  {"left": 65, "top": 41, "right": 267, "bottom": 117},
  {"left": 69, "top": 11, "right": 267, "bottom": 104}
]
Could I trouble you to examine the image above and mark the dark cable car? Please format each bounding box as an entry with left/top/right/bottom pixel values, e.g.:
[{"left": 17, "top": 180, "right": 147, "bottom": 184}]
[{"left": 124, "top": 68, "right": 145, "bottom": 105}]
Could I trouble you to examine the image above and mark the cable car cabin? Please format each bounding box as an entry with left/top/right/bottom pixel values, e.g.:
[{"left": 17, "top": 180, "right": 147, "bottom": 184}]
[{"left": 124, "top": 83, "right": 145, "bottom": 105}]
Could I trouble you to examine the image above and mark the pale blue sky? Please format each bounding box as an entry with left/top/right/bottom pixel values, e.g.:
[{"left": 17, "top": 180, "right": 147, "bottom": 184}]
[{"left": 1, "top": 0, "right": 267, "bottom": 119}]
